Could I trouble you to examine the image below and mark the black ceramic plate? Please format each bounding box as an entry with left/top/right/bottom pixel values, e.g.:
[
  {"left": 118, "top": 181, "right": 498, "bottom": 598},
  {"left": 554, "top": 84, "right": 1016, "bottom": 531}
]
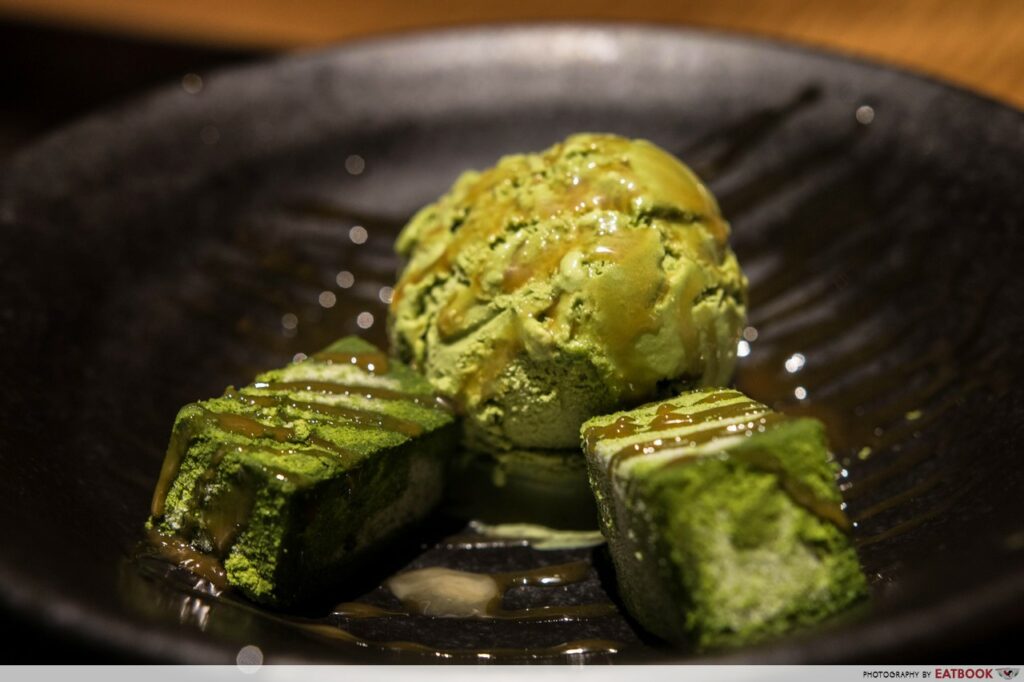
[{"left": 1, "top": 25, "right": 1023, "bottom": 664}]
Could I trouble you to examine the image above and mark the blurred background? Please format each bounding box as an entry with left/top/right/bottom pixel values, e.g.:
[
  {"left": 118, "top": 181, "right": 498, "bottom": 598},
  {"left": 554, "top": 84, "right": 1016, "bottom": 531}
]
[
  {"left": 1, "top": 0, "right": 1022, "bottom": 663},
  {"left": 0, "top": 0, "right": 1022, "bottom": 160}
]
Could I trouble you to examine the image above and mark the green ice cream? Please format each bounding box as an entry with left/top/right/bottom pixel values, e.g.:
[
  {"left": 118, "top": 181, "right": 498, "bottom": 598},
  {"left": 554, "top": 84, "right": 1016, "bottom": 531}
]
[{"left": 389, "top": 133, "right": 747, "bottom": 452}]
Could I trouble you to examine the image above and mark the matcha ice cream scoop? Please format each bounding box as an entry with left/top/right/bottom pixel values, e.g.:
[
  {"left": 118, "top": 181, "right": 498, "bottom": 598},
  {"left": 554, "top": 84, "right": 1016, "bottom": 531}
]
[{"left": 389, "top": 133, "right": 747, "bottom": 452}]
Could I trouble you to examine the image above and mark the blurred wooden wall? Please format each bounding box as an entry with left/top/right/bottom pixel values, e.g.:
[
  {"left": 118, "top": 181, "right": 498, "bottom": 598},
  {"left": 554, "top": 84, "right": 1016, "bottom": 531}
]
[{"left": 1, "top": 0, "right": 1022, "bottom": 108}]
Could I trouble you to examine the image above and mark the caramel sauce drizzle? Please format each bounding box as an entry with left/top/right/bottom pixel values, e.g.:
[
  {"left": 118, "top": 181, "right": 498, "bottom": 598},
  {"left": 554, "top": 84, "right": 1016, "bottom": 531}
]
[
  {"left": 487, "top": 561, "right": 614, "bottom": 618},
  {"left": 583, "top": 415, "right": 637, "bottom": 452},
  {"left": 149, "top": 347, "right": 453, "bottom": 580},
  {"left": 139, "top": 545, "right": 624, "bottom": 660},
  {"left": 386, "top": 561, "right": 616, "bottom": 622},
  {"left": 390, "top": 136, "right": 731, "bottom": 407},
  {"left": 208, "top": 408, "right": 356, "bottom": 460},
  {"left": 263, "top": 380, "right": 449, "bottom": 411},
  {"left": 391, "top": 136, "right": 709, "bottom": 309},
  {"left": 199, "top": 464, "right": 258, "bottom": 555},
  {"left": 582, "top": 392, "right": 849, "bottom": 532},
  {"left": 151, "top": 418, "right": 195, "bottom": 517},
  {"left": 582, "top": 395, "right": 759, "bottom": 451},
  {"left": 693, "top": 389, "right": 745, "bottom": 405},
  {"left": 608, "top": 408, "right": 782, "bottom": 472},
  {"left": 299, "top": 622, "right": 622, "bottom": 660},
  {"left": 146, "top": 529, "right": 228, "bottom": 588},
  {"left": 159, "top": 409, "right": 353, "bottom": 556},
  {"left": 313, "top": 351, "right": 390, "bottom": 374},
  {"left": 230, "top": 390, "right": 424, "bottom": 437},
  {"left": 332, "top": 602, "right": 403, "bottom": 618},
  {"left": 150, "top": 403, "right": 354, "bottom": 518},
  {"left": 487, "top": 561, "right": 615, "bottom": 621},
  {"left": 211, "top": 411, "right": 294, "bottom": 441},
  {"left": 585, "top": 391, "right": 770, "bottom": 458}
]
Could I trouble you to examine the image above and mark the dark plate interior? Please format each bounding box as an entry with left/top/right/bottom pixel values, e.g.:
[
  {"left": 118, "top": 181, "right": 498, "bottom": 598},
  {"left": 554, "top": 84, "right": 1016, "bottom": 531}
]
[{"left": 1, "top": 25, "right": 1023, "bottom": 663}]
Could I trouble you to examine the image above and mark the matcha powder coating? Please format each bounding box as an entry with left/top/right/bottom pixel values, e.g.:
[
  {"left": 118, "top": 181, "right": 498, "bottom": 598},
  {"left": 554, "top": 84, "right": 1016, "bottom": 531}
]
[{"left": 389, "top": 133, "right": 748, "bottom": 452}]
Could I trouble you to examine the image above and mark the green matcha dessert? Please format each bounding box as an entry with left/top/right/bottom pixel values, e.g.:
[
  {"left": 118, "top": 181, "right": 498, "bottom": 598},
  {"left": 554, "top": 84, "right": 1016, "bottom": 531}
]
[
  {"left": 148, "top": 336, "right": 457, "bottom": 607},
  {"left": 581, "top": 388, "right": 867, "bottom": 650},
  {"left": 389, "top": 133, "right": 747, "bottom": 453}
]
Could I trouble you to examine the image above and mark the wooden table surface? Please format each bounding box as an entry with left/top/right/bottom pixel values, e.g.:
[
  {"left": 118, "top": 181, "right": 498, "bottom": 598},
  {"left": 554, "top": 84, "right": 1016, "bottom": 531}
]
[{"left": 1, "top": 0, "right": 1022, "bottom": 109}]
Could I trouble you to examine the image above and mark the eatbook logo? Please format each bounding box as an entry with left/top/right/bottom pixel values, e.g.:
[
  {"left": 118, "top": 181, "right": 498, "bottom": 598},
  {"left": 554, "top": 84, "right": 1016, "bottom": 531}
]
[{"left": 996, "top": 670, "right": 1019, "bottom": 680}]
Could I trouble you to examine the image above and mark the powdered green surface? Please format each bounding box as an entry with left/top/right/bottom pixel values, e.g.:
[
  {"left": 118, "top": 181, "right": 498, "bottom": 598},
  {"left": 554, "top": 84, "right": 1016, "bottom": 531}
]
[{"left": 148, "top": 336, "right": 457, "bottom": 606}]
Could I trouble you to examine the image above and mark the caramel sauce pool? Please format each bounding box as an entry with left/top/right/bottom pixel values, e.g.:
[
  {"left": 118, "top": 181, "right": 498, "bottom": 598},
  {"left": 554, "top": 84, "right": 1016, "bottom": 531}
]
[
  {"left": 383, "top": 562, "right": 616, "bottom": 621},
  {"left": 138, "top": 535, "right": 625, "bottom": 661}
]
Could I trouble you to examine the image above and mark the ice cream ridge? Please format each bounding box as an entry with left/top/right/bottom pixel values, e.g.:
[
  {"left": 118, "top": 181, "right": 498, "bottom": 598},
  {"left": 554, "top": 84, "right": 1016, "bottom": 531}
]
[
  {"left": 581, "top": 387, "right": 868, "bottom": 650},
  {"left": 147, "top": 336, "right": 457, "bottom": 606},
  {"left": 389, "top": 133, "right": 748, "bottom": 453}
]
